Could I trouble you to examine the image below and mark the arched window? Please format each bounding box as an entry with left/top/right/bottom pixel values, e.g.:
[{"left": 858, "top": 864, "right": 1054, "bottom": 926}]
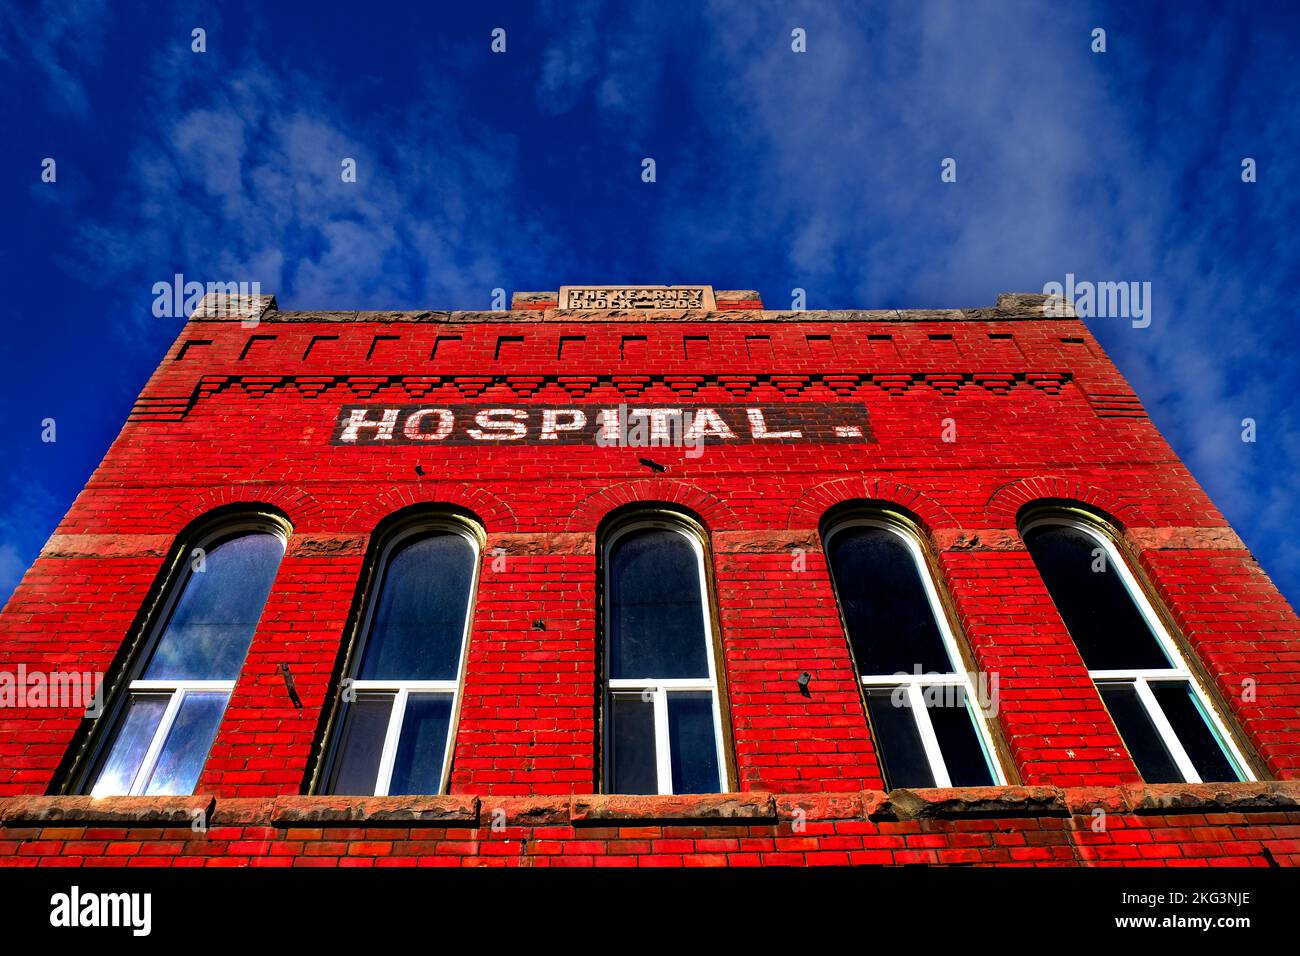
[
  {"left": 824, "top": 515, "right": 1004, "bottom": 790},
  {"left": 602, "top": 516, "right": 728, "bottom": 794},
  {"left": 1022, "top": 513, "right": 1252, "bottom": 783},
  {"left": 85, "top": 521, "right": 286, "bottom": 796},
  {"left": 321, "top": 522, "right": 479, "bottom": 795}
]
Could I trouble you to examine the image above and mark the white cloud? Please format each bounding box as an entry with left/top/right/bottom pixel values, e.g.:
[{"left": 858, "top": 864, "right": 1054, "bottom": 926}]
[
  {"left": 0, "top": 0, "right": 109, "bottom": 117},
  {"left": 686, "top": 1, "right": 1300, "bottom": 597},
  {"left": 75, "top": 54, "right": 558, "bottom": 315}
]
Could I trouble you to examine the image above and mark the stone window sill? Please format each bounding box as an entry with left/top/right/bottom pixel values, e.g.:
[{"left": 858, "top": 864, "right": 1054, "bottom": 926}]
[{"left": 2, "top": 781, "right": 1296, "bottom": 828}]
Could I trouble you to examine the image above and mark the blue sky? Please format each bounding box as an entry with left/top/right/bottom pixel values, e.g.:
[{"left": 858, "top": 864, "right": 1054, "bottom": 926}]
[{"left": 1, "top": 0, "right": 1298, "bottom": 610}]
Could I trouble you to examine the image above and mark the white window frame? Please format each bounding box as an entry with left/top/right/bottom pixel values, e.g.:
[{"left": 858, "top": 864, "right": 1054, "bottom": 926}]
[
  {"left": 1023, "top": 515, "right": 1253, "bottom": 783},
  {"left": 825, "top": 517, "right": 1006, "bottom": 789},
  {"left": 88, "top": 521, "right": 287, "bottom": 797},
  {"left": 603, "top": 518, "right": 729, "bottom": 795},
  {"left": 327, "top": 523, "right": 480, "bottom": 796},
  {"left": 91, "top": 681, "right": 236, "bottom": 797}
]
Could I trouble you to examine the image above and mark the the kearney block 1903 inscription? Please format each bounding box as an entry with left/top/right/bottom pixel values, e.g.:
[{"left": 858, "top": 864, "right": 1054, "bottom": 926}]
[
  {"left": 332, "top": 403, "right": 873, "bottom": 447},
  {"left": 558, "top": 285, "right": 717, "bottom": 310}
]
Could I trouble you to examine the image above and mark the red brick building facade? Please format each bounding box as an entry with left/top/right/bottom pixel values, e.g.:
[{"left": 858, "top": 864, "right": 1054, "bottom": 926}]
[{"left": 1, "top": 286, "right": 1298, "bottom": 868}]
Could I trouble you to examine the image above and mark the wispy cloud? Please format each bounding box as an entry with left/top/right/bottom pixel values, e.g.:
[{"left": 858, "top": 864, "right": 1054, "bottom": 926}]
[
  {"left": 0, "top": 0, "right": 110, "bottom": 117},
  {"left": 678, "top": 1, "right": 1299, "bottom": 599},
  {"left": 73, "top": 48, "right": 558, "bottom": 315}
]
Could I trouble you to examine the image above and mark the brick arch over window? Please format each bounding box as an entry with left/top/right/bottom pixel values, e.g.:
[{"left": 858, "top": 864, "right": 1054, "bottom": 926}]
[
  {"left": 787, "top": 478, "right": 956, "bottom": 533},
  {"left": 174, "top": 485, "right": 323, "bottom": 531},
  {"left": 984, "top": 476, "right": 1150, "bottom": 530},
  {"left": 343, "top": 484, "right": 516, "bottom": 534},
  {"left": 565, "top": 479, "right": 739, "bottom": 532}
]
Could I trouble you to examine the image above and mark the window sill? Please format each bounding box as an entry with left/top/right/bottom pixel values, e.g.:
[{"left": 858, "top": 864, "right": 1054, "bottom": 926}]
[
  {"left": 0, "top": 795, "right": 212, "bottom": 825},
  {"left": 569, "top": 792, "right": 777, "bottom": 824},
  {"left": 2, "top": 782, "right": 1296, "bottom": 828},
  {"left": 269, "top": 795, "right": 478, "bottom": 825}
]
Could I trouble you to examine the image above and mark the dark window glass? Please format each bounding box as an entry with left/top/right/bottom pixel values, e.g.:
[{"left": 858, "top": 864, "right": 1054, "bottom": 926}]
[
  {"left": 608, "top": 528, "right": 709, "bottom": 679},
  {"left": 826, "top": 526, "right": 952, "bottom": 675},
  {"left": 357, "top": 533, "right": 476, "bottom": 681},
  {"left": 1098, "top": 683, "right": 1181, "bottom": 782},
  {"left": 1150, "top": 682, "right": 1240, "bottom": 782},
  {"left": 90, "top": 694, "right": 170, "bottom": 797},
  {"left": 865, "top": 688, "right": 934, "bottom": 789},
  {"left": 142, "top": 692, "right": 226, "bottom": 795},
  {"left": 925, "top": 689, "right": 995, "bottom": 786},
  {"left": 1022, "top": 524, "right": 1170, "bottom": 671},
  {"left": 144, "top": 532, "right": 284, "bottom": 680},
  {"left": 388, "top": 695, "right": 454, "bottom": 795},
  {"left": 326, "top": 695, "right": 393, "bottom": 795},
  {"left": 610, "top": 694, "right": 658, "bottom": 794},
  {"left": 668, "top": 692, "right": 721, "bottom": 794}
]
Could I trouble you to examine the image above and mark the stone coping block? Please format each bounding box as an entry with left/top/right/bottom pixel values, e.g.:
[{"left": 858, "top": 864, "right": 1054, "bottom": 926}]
[
  {"left": 4, "top": 783, "right": 1296, "bottom": 829},
  {"left": 511, "top": 291, "right": 559, "bottom": 308},
  {"left": 235, "top": 307, "right": 1077, "bottom": 325},
  {"left": 198, "top": 293, "right": 1077, "bottom": 325}
]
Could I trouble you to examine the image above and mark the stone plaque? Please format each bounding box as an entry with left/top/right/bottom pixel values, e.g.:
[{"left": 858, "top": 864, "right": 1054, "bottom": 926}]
[{"left": 558, "top": 285, "right": 717, "bottom": 310}]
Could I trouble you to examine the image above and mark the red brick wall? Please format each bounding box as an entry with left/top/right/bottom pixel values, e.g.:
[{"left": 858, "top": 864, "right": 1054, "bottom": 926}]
[
  {"left": 1, "top": 292, "right": 1297, "bottom": 865},
  {"left": 2, "top": 785, "right": 1298, "bottom": 867}
]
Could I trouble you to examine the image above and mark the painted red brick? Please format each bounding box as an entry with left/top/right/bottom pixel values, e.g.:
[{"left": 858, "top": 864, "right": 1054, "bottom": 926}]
[{"left": 1, "top": 289, "right": 1297, "bottom": 866}]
